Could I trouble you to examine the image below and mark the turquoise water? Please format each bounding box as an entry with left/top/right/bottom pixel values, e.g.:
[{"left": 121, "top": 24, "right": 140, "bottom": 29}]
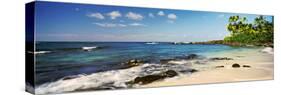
[{"left": 35, "top": 42, "right": 244, "bottom": 85}]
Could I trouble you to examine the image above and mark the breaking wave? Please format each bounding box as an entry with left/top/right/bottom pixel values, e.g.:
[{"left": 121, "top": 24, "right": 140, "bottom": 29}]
[{"left": 35, "top": 63, "right": 194, "bottom": 94}]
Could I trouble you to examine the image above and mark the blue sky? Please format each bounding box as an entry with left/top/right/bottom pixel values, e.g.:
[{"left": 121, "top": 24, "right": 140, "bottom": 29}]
[{"left": 35, "top": 1, "right": 273, "bottom": 42}]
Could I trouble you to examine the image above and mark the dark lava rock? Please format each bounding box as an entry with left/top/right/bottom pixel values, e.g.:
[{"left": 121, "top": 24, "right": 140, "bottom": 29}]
[
  {"left": 62, "top": 76, "right": 79, "bottom": 80},
  {"left": 243, "top": 65, "right": 251, "bottom": 68},
  {"left": 190, "top": 69, "right": 198, "bottom": 73},
  {"left": 232, "top": 63, "right": 240, "bottom": 68},
  {"left": 210, "top": 57, "right": 233, "bottom": 60},
  {"left": 122, "top": 59, "right": 145, "bottom": 68},
  {"left": 186, "top": 54, "right": 199, "bottom": 60},
  {"left": 178, "top": 69, "right": 198, "bottom": 74},
  {"left": 127, "top": 70, "right": 178, "bottom": 85},
  {"left": 215, "top": 65, "right": 224, "bottom": 68},
  {"left": 160, "top": 59, "right": 175, "bottom": 64}
]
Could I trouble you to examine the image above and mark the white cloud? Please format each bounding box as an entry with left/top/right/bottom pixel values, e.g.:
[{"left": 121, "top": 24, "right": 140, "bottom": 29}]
[
  {"left": 93, "top": 23, "right": 127, "bottom": 28},
  {"left": 158, "top": 11, "right": 165, "bottom": 16},
  {"left": 93, "top": 22, "right": 145, "bottom": 27},
  {"left": 129, "top": 23, "right": 145, "bottom": 26},
  {"left": 125, "top": 12, "right": 144, "bottom": 20},
  {"left": 107, "top": 11, "right": 122, "bottom": 20},
  {"left": 118, "top": 24, "right": 127, "bottom": 27},
  {"left": 167, "top": 13, "right": 177, "bottom": 20},
  {"left": 87, "top": 13, "right": 105, "bottom": 20},
  {"left": 149, "top": 13, "right": 154, "bottom": 18}
]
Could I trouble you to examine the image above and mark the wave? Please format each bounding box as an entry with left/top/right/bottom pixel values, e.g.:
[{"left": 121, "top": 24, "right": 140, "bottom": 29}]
[
  {"left": 82, "top": 46, "right": 98, "bottom": 51},
  {"left": 260, "top": 47, "right": 274, "bottom": 54},
  {"left": 35, "top": 63, "right": 194, "bottom": 94},
  {"left": 34, "top": 51, "right": 51, "bottom": 54},
  {"left": 145, "top": 42, "right": 158, "bottom": 45},
  {"left": 36, "top": 46, "right": 106, "bottom": 53}
]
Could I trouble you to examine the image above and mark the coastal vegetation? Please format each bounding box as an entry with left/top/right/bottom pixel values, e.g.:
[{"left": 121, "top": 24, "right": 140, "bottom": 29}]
[
  {"left": 190, "top": 15, "right": 273, "bottom": 47},
  {"left": 224, "top": 15, "right": 273, "bottom": 47}
]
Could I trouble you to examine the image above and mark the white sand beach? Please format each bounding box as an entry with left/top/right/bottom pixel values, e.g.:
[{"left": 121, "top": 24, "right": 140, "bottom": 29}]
[{"left": 142, "top": 47, "right": 274, "bottom": 87}]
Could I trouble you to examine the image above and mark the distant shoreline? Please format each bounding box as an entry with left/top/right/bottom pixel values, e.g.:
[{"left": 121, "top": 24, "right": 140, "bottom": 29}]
[{"left": 188, "top": 40, "right": 274, "bottom": 47}]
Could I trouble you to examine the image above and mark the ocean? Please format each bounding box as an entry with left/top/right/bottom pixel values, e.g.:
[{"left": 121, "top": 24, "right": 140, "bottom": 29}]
[{"left": 35, "top": 42, "right": 252, "bottom": 93}]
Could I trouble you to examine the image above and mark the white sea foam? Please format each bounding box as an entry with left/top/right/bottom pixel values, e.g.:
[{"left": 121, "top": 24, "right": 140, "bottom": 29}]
[
  {"left": 35, "top": 64, "right": 145, "bottom": 94},
  {"left": 35, "top": 63, "right": 193, "bottom": 94},
  {"left": 34, "top": 51, "right": 51, "bottom": 54},
  {"left": 82, "top": 46, "right": 98, "bottom": 51},
  {"left": 261, "top": 47, "right": 274, "bottom": 54},
  {"left": 168, "top": 60, "right": 188, "bottom": 64},
  {"left": 145, "top": 42, "right": 158, "bottom": 45}
]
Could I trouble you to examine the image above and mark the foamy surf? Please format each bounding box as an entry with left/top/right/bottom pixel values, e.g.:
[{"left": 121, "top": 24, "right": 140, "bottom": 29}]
[
  {"left": 35, "top": 63, "right": 194, "bottom": 94},
  {"left": 145, "top": 42, "right": 158, "bottom": 45},
  {"left": 261, "top": 47, "right": 274, "bottom": 54},
  {"left": 34, "top": 51, "right": 51, "bottom": 54},
  {"left": 82, "top": 46, "right": 98, "bottom": 51}
]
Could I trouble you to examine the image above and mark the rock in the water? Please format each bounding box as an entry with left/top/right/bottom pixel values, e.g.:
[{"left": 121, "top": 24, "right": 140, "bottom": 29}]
[
  {"left": 210, "top": 57, "right": 233, "bottom": 60},
  {"left": 122, "top": 59, "right": 145, "bottom": 68},
  {"left": 242, "top": 65, "right": 251, "bottom": 68},
  {"left": 186, "top": 54, "right": 199, "bottom": 60},
  {"left": 127, "top": 70, "right": 178, "bottom": 85},
  {"left": 232, "top": 63, "right": 240, "bottom": 68},
  {"left": 160, "top": 59, "right": 175, "bottom": 64},
  {"left": 62, "top": 75, "right": 80, "bottom": 80},
  {"left": 190, "top": 69, "right": 198, "bottom": 73}
]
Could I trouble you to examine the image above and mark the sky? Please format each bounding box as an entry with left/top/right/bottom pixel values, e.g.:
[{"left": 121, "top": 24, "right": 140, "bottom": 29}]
[{"left": 35, "top": 1, "right": 273, "bottom": 42}]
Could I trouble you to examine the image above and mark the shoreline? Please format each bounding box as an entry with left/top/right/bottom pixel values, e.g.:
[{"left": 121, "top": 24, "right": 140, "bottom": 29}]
[
  {"left": 35, "top": 45, "right": 274, "bottom": 94},
  {"left": 141, "top": 47, "right": 273, "bottom": 88}
]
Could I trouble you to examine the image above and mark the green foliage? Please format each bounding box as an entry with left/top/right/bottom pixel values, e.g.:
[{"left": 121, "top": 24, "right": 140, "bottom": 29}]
[{"left": 225, "top": 15, "right": 273, "bottom": 46}]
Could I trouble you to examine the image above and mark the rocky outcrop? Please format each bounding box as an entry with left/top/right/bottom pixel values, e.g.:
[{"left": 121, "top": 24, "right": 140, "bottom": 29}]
[
  {"left": 215, "top": 65, "right": 224, "bottom": 68},
  {"left": 160, "top": 59, "right": 175, "bottom": 64},
  {"left": 185, "top": 54, "right": 199, "bottom": 60},
  {"left": 210, "top": 57, "right": 233, "bottom": 60},
  {"left": 121, "top": 59, "right": 146, "bottom": 69},
  {"left": 126, "top": 70, "right": 178, "bottom": 85},
  {"left": 160, "top": 54, "right": 201, "bottom": 64}
]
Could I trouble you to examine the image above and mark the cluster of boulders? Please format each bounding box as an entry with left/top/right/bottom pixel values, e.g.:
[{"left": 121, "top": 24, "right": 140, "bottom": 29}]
[
  {"left": 121, "top": 55, "right": 203, "bottom": 85},
  {"left": 232, "top": 63, "right": 251, "bottom": 68},
  {"left": 215, "top": 63, "right": 251, "bottom": 69},
  {"left": 126, "top": 70, "right": 178, "bottom": 85},
  {"left": 209, "top": 57, "right": 233, "bottom": 60},
  {"left": 160, "top": 54, "right": 201, "bottom": 64},
  {"left": 185, "top": 54, "right": 200, "bottom": 60}
]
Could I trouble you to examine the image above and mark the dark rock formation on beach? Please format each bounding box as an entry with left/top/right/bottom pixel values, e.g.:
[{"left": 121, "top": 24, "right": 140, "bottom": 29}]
[
  {"left": 189, "top": 69, "right": 198, "bottom": 73},
  {"left": 232, "top": 63, "right": 240, "bottom": 68},
  {"left": 242, "top": 65, "right": 251, "bottom": 68},
  {"left": 126, "top": 70, "right": 178, "bottom": 85},
  {"left": 210, "top": 57, "right": 233, "bottom": 60},
  {"left": 215, "top": 65, "right": 225, "bottom": 68},
  {"left": 160, "top": 59, "right": 175, "bottom": 64},
  {"left": 62, "top": 76, "right": 79, "bottom": 80}
]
